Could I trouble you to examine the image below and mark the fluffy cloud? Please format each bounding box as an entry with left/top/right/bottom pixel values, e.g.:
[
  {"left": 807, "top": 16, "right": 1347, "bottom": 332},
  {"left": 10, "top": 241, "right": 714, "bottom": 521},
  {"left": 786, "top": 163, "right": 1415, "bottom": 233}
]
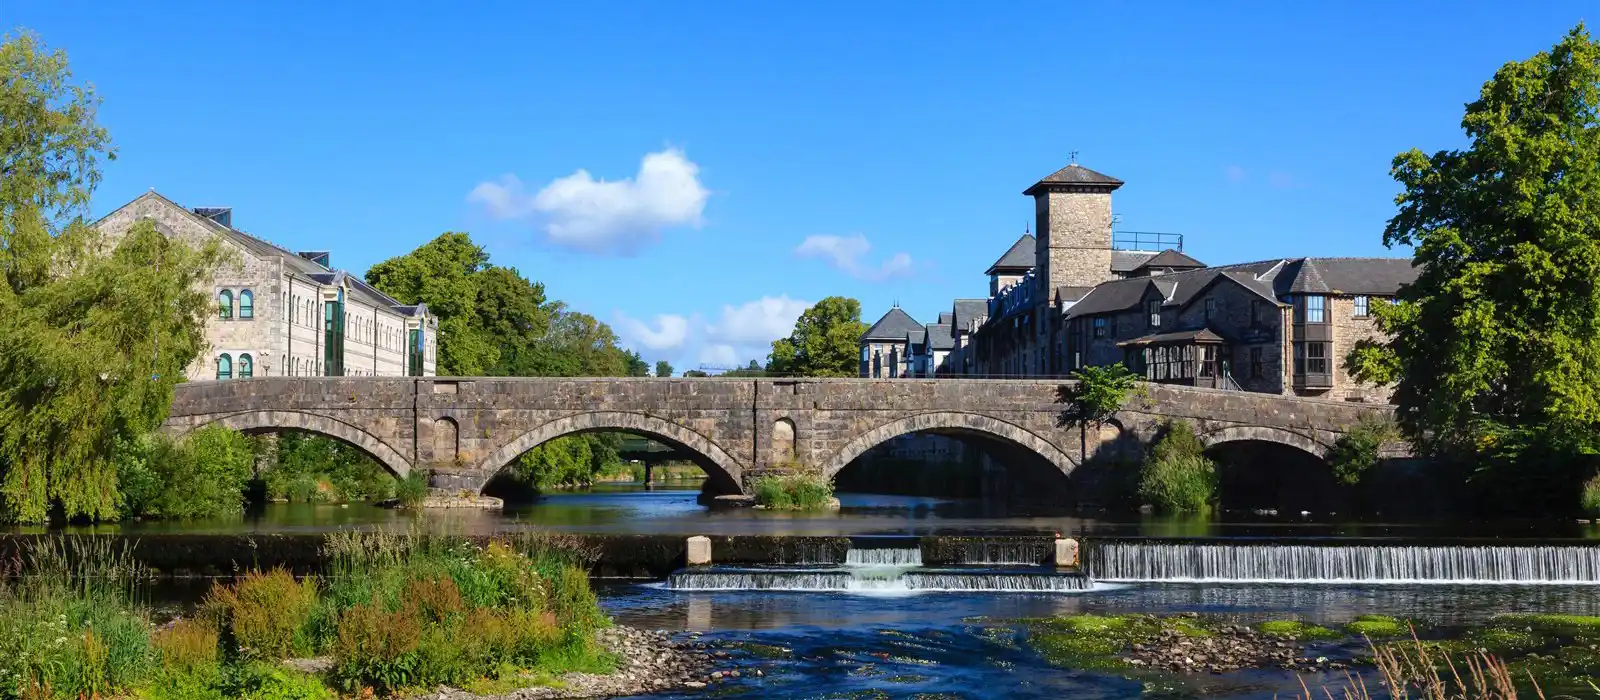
[
  {"left": 613, "top": 312, "right": 691, "bottom": 351},
  {"left": 795, "top": 234, "right": 913, "bottom": 281},
  {"left": 615, "top": 295, "right": 809, "bottom": 372},
  {"left": 468, "top": 148, "right": 709, "bottom": 255}
]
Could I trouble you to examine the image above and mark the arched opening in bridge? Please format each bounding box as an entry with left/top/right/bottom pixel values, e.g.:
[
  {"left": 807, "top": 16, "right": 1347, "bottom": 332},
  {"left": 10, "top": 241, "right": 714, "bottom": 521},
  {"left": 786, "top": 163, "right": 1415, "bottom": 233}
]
[
  {"left": 827, "top": 415, "right": 1076, "bottom": 511},
  {"left": 476, "top": 413, "right": 743, "bottom": 505},
  {"left": 232, "top": 428, "right": 413, "bottom": 506},
  {"left": 1205, "top": 439, "right": 1342, "bottom": 517}
]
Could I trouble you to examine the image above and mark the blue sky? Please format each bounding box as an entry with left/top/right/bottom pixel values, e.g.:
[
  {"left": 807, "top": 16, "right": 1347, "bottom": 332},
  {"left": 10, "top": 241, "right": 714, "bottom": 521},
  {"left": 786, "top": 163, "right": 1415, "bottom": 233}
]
[{"left": 8, "top": 2, "right": 1593, "bottom": 371}]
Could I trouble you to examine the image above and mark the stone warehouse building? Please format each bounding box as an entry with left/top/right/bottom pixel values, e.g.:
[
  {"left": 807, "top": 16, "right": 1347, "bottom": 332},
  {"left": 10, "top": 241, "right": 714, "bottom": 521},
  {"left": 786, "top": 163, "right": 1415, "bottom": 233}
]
[
  {"left": 861, "top": 162, "right": 1417, "bottom": 403},
  {"left": 92, "top": 192, "right": 438, "bottom": 380}
]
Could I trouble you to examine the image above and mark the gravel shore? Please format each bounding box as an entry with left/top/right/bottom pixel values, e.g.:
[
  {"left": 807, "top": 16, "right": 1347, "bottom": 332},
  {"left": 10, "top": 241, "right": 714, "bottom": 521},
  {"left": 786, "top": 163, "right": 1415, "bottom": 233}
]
[{"left": 421, "top": 625, "right": 731, "bottom": 699}]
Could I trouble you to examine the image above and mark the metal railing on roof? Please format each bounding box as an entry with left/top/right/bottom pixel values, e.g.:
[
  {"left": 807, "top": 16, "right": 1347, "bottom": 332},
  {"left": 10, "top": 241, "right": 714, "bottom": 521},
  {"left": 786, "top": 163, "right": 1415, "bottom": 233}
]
[{"left": 1113, "top": 231, "right": 1184, "bottom": 252}]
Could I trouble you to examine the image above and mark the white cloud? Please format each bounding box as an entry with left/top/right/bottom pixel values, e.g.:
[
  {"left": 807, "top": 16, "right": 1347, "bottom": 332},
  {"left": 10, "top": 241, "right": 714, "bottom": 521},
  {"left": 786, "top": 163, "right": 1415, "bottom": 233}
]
[
  {"left": 613, "top": 312, "right": 691, "bottom": 351},
  {"left": 468, "top": 148, "right": 709, "bottom": 255},
  {"left": 795, "top": 234, "right": 913, "bottom": 281},
  {"left": 697, "top": 343, "right": 739, "bottom": 368},
  {"left": 707, "top": 295, "right": 810, "bottom": 345}
]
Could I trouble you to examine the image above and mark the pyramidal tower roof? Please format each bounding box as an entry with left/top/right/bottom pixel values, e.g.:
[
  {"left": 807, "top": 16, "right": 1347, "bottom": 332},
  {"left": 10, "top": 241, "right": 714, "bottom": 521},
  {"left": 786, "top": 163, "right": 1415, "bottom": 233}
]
[
  {"left": 1023, "top": 163, "right": 1124, "bottom": 196},
  {"left": 862, "top": 306, "right": 923, "bottom": 341}
]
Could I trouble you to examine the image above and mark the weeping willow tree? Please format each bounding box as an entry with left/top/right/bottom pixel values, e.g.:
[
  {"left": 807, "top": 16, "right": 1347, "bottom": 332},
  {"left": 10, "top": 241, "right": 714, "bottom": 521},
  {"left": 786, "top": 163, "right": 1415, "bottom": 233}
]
[{"left": 0, "top": 31, "right": 221, "bottom": 523}]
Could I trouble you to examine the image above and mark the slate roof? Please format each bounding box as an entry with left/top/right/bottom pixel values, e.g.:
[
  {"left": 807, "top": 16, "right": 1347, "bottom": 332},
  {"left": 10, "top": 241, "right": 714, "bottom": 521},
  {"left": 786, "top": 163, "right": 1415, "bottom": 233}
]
[
  {"left": 937, "top": 311, "right": 953, "bottom": 325},
  {"left": 1055, "top": 286, "right": 1095, "bottom": 304},
  {"left": 1111, "top": 250, "right": 1155, "bottom": 273},
  {"left": 951, "top": 299, "right": 987, "bottom": 333},
  {"left": 1277, "top": 258, "right": 1417, "bottom": 295},
  {"left": 1134, "top": 249, "right": 1206, "bottom": 271},
  {"left": 905, "top": 328, "right": 927, "bottom": 348},
  {"left": 925, "top": 323, "right": 954, "bottom": 351},
  {"left": 1065, "top": 259, "right": 1287, "bottom": 319},
  {"left": 863, "top": 306, "right": 923, "bottom": 341},
  {"left": 1023, "top": 164, "right": 1125, "bottom": 196},
  {"left": 1117, "top": 328, "right": 1230, "bottom": 347},
  {"left": 985, "top": 235, "right": 1036, "bottom": 274},
  {"left": 114, "top": 192, "right": 422, "bottom": 315}
]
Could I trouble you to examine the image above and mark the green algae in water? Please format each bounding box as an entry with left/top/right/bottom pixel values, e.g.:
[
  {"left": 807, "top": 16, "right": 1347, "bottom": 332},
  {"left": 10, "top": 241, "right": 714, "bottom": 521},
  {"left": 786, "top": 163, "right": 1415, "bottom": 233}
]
[
  {"left": 1345, "top": 614, "right": 1411, "bottom": 638},
  {"left": 1257, "top": 620, "right": 1341, "bottom": 640}
]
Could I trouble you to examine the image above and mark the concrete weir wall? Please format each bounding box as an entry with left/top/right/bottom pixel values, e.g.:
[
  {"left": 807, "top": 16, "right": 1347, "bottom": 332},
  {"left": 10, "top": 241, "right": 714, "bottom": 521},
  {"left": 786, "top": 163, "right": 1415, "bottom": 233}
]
[{"left": 163, "top": 377, "right": 1395, "bottom": 499}]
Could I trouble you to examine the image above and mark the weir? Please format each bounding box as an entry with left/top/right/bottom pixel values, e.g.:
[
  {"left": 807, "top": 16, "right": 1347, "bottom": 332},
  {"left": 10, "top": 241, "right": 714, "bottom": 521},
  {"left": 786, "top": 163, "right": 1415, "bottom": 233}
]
[
  {"left": 668, "top": 541, "right": 1091, "bottom": 592},
  {"left": 1086, "top": 541, "right": 1600, "bottom": 584}
]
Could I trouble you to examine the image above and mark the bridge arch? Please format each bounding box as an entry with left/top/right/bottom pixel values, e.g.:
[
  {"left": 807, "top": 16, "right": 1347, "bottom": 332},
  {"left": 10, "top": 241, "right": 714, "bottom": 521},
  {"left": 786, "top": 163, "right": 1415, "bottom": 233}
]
[
  {"left": 820, "top": 411, "right": 1078, "bottom": 481},
  {"left": 174, "top": 409, "right": 412, "bottom": 479},
  {"left": 473, "top": 411, "right": 744, "bottom": 494},
  {"left": 1199, "top": 425, "right": 1328, "bottom": 459}
]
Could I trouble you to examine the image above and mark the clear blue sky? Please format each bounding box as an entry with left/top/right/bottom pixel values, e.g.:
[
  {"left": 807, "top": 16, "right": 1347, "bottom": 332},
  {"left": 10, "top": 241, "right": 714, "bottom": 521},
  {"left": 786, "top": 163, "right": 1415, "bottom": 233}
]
[{"left": 7, "top": 2, "right": 1592, "bottom": 371}]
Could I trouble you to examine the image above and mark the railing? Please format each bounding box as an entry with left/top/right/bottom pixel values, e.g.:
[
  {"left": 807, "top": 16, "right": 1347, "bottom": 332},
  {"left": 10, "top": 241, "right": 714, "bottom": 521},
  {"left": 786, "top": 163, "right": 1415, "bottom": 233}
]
[{"left": 1113, "top": 230, "right": 1184, "bottom": 252}]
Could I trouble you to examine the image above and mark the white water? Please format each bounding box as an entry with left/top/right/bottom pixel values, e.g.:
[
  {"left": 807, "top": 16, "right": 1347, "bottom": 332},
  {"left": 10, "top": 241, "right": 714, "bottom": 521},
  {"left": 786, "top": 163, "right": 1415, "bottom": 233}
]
[
  {"left": 1088, "top": 542, "right": 1600, "bottom": 584},
  {"left": 669, "top": 546, "right": 1090, "bottom": 592}
]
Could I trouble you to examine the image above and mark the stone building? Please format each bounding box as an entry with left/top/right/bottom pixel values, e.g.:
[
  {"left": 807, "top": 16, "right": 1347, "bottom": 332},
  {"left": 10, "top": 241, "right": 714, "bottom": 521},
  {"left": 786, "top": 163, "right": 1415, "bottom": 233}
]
[
  {"left": 92, "top": 191, "right": 438, "bottom": 380},
  {"left": 860, "top": 162, "right": 1417, "bottom": 402}
]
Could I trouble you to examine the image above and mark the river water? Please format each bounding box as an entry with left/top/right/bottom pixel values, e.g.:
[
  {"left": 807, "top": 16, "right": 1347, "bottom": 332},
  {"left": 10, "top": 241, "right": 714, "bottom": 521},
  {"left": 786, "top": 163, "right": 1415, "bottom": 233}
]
[{"left": 16, "top": 484, "right": 1600, "bottom": 697}]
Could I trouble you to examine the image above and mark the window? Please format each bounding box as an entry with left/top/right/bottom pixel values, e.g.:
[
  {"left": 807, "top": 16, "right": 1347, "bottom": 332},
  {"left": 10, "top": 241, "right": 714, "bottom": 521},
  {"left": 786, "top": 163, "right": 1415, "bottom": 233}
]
[
  {"left": 1092, "top": 317, "right": 1107, "bottom": 338},
  {"left": 239, "top": 289, "right": 253, "bottom": 319},
  {"left": 1306, "top": 342, "right": 1328, "bottom": 374},
  {"left": 861, "top": 346, "right": 870, "bottom": 362},
  {"left": 216, "top": 353, "right": 232, "bottom": 380},
  {"left": 1200, "top": 346, "right": 1217, "bottom": 378},
  {"left": 1251, "top": 299, "right": 1263, "bottom": 326},
  {"left": 1294, "top": 342, "right": 1305, "bottom": 376},
  {"left": 1147, "top": 300, "right": 1162, "bottom": 328},
  {"left": 1204, "top": 298, "right": 1219, "bottom": 321},
  {"left": 1305, "top": 295, "right": 1326, "bottom": 323},
  {"left": 218, "top": 290, "right": 233, "bottom": 319},
  {"left": 238, "top": 353, "right": 253, "bottom": 378},
  {"left": 1249, "top": 347, "right": 1264, "bottom": 379},
  {"left": 1353, "top": 295, "right": 1370, "bottom": 318}
]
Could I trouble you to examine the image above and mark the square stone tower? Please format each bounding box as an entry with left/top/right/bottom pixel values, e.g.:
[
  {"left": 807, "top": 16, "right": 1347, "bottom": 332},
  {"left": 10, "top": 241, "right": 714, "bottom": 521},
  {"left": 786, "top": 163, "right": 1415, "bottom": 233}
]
[{"left": 1023, "top": 163, "right": 1123, "bottom": 295}]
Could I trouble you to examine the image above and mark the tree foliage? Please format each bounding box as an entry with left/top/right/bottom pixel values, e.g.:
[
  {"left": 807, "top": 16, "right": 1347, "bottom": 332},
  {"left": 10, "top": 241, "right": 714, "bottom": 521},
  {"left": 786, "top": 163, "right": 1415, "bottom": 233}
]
[
  {"left": 1346, "top": 24, "right": 1600, "bottom": 502},
  {"left": 113, "top": 425, "right": 254, "bottom": 519},
  {"left": 767, "top": 296, "right": 869, "bottom": 377},
  {"left": 654, "top": 360, "right": 674, "bottom": 378},
  {"left": 1067, "top": 364, "right": 1140, "bottom": 426},
  {"left": 0, "top": 33, "right": 219, "bottom": 523},
  {"left": 1326, "top": 415, "right": 1402, "bottom": 486},
  {"left": 1137, "top": 420, "right": 1216, "bottom": 514}
]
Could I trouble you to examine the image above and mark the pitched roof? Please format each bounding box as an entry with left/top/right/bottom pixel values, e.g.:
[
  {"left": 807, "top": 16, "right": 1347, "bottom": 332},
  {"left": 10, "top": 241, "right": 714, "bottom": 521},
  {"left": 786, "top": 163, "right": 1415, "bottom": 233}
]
[
  {"left": 925, "top": 323, "right": 954, "bottom": 351},
  {"left": 1023, "top": 163, "right": 1125, "bottom": 196},
  {"left": 114, "top": 192, "right": 422, "bottom": 315},
  {"left": 937, "top": 311, "right": 953, "bottom": 325},
  {"left": 985, "top": 234, "right": 1036, "bottom": 275},
  {"left": 1111, "top": 250, "right": 1155, "bottom": 273},
  {"left": 1065, "top": 259, "right": 1287, "bottom": 319},
  {"left": 1134, "top": 248, "right": 1206, "bottom": 271},
  {"left": 1055, "top": 286, "right": 1095, "bottom": 304},
  {"left": 862, "top": 306, "right": 923, "bottom": 341},
  {"left": 1276, "top": 258, "right": 1417, "bottom": 295},
  {"left": 1117, "top": 328, "right": 1230, "bottom": 347},
  {"left": 951, "top": 299, "right": 987, "bottom": 333},
  {"left": 905, "top": 328, "right": 926, "bottom": 348}
]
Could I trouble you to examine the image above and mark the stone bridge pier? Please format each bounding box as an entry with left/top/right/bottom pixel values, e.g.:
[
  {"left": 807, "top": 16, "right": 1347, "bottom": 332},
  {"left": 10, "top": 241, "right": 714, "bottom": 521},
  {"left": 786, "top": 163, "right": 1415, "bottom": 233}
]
[{"left": 162, "top": 377, "right": 1394, "bottom": 502}]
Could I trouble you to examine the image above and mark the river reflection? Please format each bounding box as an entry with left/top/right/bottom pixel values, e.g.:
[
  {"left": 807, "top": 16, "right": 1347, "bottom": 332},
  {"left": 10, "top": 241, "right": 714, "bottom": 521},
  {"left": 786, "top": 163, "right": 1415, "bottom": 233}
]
[
  {"left": 600, "top": 582, "right": 1600, "bottom": 699},
  {"left": 12, "top": 484, "right": 1600, "bottom": 541}
]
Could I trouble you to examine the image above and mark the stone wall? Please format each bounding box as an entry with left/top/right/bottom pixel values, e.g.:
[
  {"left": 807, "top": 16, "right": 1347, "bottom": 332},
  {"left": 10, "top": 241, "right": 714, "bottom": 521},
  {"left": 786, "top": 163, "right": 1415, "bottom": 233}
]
[
  {"left": 1329, "top": 295, "right": 1393, "bottom": 403},
  {"left": 1037, "top": 189, "right": 1115, "bottom": 292},
  {"left": 164, "top": 377, "right": 1398, "bottom": 499}
]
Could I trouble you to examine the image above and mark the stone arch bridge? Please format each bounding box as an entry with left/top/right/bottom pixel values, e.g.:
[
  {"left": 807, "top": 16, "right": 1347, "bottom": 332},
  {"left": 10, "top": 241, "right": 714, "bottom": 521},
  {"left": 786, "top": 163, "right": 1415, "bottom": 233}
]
[{"left": 163, "top": 377, "right": 1393, "bottom": 497}]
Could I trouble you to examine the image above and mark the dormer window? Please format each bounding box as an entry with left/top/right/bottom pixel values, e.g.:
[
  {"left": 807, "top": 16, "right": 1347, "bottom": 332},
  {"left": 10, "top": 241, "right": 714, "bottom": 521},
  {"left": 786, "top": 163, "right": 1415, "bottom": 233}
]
[{"left": 1147, "top": 299, "right": 1162, "bottom": 328}]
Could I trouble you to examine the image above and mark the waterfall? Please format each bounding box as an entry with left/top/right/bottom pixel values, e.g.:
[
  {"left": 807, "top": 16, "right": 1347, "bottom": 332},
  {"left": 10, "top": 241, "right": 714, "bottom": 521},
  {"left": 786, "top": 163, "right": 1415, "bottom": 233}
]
[
  {"left": 668, "top": 543, "right": 1089, "bottom": 592},
  {"left": 954, "top": 540, "right": 1051, "bottom": 566},
  {"left": 1088, "top": 542, "right": 1600, "bottom": 584}
]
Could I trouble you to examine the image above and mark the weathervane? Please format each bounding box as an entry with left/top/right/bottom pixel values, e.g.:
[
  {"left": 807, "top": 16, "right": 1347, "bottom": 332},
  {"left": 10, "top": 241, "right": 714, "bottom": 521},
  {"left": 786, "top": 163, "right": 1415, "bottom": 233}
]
[{"left": 1069, "top": 150, "right": 1079, "bottom": 165}]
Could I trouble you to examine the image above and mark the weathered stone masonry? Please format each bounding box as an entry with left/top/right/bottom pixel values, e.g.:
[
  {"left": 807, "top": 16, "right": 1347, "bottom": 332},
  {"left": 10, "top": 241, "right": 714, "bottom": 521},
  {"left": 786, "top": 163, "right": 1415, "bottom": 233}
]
[{"left": 164, "top": 377, "right": 1394, "bottom": 496}]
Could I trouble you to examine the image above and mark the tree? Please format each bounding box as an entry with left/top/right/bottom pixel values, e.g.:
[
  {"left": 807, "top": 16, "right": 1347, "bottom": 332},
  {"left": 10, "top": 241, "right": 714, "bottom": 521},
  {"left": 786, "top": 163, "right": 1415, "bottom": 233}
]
[
  {"left": 364, "top": 232, "right": 495, "bottom": 375},
  {"left": 1067, "top": 364, "right": 1139, "bottom": 427},
  {"left": 0, "top": 33, "right": 220, "bottom": 523},
  {"left": 722, "top": 360, "right": 767, "bottom": 377},
  {"left": 767, "top": 296, "right": 868, "bottom": 377},
  {"left": 654, "top": 360, "right": 674, "bottom": 378},
  {"left": 684, "top": 369, "right": 709, "bottom": 378},
  {"left": 623, "top": 349, "right": 650, "bottom": 377},
  {"left": 1347, "top": 24, "right": 1600, "bottom": 502}
]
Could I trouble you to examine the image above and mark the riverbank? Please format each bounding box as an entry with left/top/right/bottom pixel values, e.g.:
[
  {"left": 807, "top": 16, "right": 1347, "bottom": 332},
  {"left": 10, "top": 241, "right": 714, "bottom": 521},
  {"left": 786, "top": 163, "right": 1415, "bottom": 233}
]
[{"left": 419, "top": 626, "right": 717, "bottom": 699}]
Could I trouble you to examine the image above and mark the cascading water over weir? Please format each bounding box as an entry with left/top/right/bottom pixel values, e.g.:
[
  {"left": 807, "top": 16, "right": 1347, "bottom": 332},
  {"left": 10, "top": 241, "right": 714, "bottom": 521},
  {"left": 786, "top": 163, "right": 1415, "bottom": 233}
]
[
  {"left": 667, "top": 538, "right": 1092, "bottom": 593},
  {"left": 1086, "top": 541, "right": 1600, "bottom": 584}
]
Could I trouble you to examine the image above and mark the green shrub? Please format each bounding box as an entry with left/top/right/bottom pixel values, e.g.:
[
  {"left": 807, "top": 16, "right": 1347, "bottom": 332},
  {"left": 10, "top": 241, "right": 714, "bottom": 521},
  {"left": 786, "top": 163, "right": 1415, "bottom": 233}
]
[
  {"left": 116, "top": 425, "right": 255, "bottom": 520},
  {"left": 206, "top": 569, "right": 319, "bottom": 661},
  {"left": 1135, "top": 421, "right": 1216, "bottom": 514},
  {"left": 260, "top": 432, "right": 399, "bottom": 503},
  {"left": 752, "top": 473, "right": 834, "bottom": 510},
  {"left": 395, "top": 470, "right": 430, "bottom": 508},
  {"left": 1582, "top": 473, "right": 1600, "bottom": 517},
  {"left": 1327, "top": 415, "right": 1401, "bottom": 486}
]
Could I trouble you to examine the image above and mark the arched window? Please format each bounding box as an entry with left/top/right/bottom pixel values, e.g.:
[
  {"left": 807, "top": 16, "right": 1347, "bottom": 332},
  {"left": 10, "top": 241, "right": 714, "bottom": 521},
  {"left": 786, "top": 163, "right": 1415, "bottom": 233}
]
[
  {"left": 238, "top": 354, "right": 253, "bottom": 378},
  {"left": 239, "top": 289, "right": 254, "bottom": 319},
  {"left": 218, "top": 290, "right": 233, "bottom": 319},
  {"left": 216, "top": 353, "right": 232, "bottom": 379}
]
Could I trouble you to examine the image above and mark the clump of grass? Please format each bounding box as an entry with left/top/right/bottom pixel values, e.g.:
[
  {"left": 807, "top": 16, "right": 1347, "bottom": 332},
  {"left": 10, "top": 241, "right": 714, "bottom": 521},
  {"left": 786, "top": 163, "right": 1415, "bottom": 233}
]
[
  {"left": 1298, "top": 633, "right": 1541, "bottom": 700},
  {"left": 1581, "top": 473, "right": 1600, "bottom": 517},
  {"left": 204, "top": 568, "right": 319, "bottom": 661},
  {"left": 1137, "top": 421, "right": 1216, "bottom": 514},
  {"left": 1259, "top": 619, "right": 1342, "bottom": 640},
  {"left": 395, "top": 469, "right": 431, "bottom": 508},
  {"left": 753, "top": 473, "right": 835, "bottom": 510}
]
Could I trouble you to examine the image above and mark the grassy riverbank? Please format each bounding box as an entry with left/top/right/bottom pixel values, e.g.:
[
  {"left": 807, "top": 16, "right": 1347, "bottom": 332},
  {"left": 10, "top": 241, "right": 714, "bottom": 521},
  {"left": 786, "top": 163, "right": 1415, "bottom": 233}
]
[{"left": 0, "top": 532, "right": 619, "bottom": 698}]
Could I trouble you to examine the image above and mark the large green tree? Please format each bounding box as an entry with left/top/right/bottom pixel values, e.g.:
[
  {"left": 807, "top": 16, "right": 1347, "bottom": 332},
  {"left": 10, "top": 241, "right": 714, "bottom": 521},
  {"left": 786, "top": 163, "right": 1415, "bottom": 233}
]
[
  {"left": 654, "top": 360, "right": 674, "bottom": 378},
  {"left": 1349, "top": 24, "right": 1600, "bottom": 501},
  {"left": 0, "top": 32, "right": 220, "bottom": 522},
  {"left": 768, "top": 296, "right": 868, "bottom": 377}
]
